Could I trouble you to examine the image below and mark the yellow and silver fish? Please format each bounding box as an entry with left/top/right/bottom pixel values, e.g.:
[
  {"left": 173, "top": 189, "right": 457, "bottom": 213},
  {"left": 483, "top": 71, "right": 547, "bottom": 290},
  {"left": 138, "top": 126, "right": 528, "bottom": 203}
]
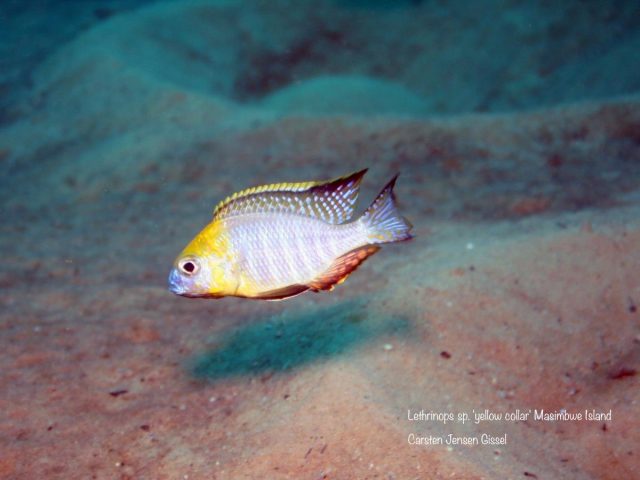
[{"left": 168, "top": 169, "right": 412, "bottom": 300}]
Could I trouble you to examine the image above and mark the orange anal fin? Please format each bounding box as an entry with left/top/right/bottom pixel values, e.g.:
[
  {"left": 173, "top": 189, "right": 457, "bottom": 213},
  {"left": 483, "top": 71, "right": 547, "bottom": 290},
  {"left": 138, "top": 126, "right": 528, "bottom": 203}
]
[
  {"left": 252, "top": 284, "right": 310, "bottom": 301},
  {"left": 308, "top": 245, "right": 380, "bottom": 292}
]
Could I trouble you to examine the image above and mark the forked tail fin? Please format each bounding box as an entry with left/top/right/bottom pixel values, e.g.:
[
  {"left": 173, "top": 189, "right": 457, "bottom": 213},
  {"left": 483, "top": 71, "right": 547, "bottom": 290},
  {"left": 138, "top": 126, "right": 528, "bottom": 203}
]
[{"left": 360, "top": 174, "right": 413, "bottom": 244}]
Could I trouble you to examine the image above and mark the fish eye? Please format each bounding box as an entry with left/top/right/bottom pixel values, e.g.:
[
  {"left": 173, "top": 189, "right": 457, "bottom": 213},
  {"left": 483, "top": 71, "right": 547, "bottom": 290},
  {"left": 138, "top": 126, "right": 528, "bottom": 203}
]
[{"left": 178, "top": 258, "right": 199, "bottom": 276}]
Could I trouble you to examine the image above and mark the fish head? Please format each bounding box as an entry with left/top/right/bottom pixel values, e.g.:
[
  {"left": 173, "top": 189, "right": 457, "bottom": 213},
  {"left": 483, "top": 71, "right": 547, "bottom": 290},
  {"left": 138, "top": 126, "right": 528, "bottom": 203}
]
[{"left": 168, "top": 221, "right": 234, "bottom": 298}]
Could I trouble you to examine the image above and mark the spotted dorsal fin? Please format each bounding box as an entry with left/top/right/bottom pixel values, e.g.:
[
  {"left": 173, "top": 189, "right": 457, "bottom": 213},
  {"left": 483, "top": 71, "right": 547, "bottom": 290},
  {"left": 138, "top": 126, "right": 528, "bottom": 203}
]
[
  {"left": 212, "top": 169, "right": 367, "bottom": 224},
  {"left": 308, "top": 245, "right": 380, "bottom": 292}
]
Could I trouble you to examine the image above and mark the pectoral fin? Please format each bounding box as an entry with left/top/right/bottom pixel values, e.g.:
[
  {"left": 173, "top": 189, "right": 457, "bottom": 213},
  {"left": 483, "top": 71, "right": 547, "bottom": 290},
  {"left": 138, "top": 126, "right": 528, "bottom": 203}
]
[{"left": 253, "top": 284, "right": 310, "bottom": 301}]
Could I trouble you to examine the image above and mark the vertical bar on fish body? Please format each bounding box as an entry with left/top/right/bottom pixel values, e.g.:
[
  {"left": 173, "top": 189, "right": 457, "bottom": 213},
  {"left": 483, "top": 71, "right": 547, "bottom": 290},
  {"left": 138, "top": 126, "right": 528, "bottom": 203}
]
[{"left": 229, "top": 214, "right": 366, "bottom": 293}]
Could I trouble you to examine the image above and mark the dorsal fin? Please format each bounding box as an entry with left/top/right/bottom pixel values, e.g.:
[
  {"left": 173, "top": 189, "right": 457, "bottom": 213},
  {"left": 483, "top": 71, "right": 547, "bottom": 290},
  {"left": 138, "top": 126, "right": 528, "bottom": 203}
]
[
  {"left": 308, "top": 245, "right": 380, "bottom": 292},
  {"left": 212, "top": 169, "right": 368, "bottom": 224}
]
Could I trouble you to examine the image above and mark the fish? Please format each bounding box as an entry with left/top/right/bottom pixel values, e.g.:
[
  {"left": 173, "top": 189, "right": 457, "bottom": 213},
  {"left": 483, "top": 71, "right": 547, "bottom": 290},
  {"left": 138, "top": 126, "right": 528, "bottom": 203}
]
[{"left": 168, "top": 169, "right": 412, "bottom": 300}]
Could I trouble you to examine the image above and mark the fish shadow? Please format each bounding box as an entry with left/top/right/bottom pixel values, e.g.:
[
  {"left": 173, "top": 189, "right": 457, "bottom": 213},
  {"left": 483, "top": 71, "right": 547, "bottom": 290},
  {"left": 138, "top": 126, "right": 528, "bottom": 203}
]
[{"left": 188, "top": 299, "right": 409, "bottom": 381}]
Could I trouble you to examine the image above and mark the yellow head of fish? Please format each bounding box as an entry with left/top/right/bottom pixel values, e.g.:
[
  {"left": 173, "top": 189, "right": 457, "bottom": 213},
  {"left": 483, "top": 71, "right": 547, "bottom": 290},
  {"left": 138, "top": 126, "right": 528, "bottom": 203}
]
[{"left": 168, "top": 221, "right": 237, "bottom": 298}]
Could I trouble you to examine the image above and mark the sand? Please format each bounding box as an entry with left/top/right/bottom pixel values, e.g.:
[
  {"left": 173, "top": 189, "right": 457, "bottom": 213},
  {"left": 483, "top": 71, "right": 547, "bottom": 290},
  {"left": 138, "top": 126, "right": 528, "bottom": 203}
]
[{"left": 0, "top": 1, "right": 639, "bottom": 478}]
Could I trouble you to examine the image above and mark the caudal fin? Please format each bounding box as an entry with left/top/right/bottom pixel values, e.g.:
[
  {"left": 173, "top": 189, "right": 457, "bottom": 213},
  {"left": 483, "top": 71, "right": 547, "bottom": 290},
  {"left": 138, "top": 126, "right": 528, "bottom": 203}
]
[{"left": 360, "top": 174, "right": 413, "bottom": 244}]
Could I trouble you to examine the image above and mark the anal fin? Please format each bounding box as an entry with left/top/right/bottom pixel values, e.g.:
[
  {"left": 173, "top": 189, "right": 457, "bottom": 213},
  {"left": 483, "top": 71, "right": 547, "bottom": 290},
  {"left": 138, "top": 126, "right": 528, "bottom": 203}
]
[{"left": 309, "top": 245, "right": 380, "bottom": 292}]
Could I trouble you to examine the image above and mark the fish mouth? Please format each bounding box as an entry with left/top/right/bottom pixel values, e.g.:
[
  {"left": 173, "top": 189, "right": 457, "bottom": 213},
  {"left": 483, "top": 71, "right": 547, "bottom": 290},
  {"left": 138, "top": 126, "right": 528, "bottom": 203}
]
[
  {"left": 168, "top": 267, "right": 224, "bottom": 299},
  {"left": 168, "top": 268, "right": 185, "bottom": 295}
]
